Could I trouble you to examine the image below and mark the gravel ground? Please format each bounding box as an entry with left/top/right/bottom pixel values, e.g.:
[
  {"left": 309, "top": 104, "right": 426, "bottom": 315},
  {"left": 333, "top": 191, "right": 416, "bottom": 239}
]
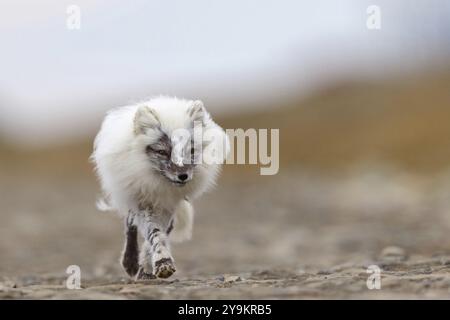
[
  {"left": 2, "top": 167, "right": 450, "bottom": 299},
  {"left": 2, "top": 256, "right": 450, "bottom": 299}
]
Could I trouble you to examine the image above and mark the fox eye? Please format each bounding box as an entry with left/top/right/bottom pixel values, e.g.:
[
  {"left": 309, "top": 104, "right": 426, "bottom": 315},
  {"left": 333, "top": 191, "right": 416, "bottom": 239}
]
[
  {"left": 146, "top": 145, "right": 168, "bottom": 157},
  {"left": 157, "top": 150, "right": 168, "bottom": 156}
]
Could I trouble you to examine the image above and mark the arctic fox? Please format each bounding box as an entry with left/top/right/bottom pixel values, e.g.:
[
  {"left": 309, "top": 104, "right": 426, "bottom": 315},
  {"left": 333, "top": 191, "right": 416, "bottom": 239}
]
[{"left": 91, "top": 97, "right": 229, "bottom": 279}]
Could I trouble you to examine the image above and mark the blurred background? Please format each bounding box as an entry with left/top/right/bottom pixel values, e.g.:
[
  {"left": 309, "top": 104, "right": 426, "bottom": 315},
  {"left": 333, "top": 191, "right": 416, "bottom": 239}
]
[{"left": 1, "top": 0, "right": 450, "bottom": 284}]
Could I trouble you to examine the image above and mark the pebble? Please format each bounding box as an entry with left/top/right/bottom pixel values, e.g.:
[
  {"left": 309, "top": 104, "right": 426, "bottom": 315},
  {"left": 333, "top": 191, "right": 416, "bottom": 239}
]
[
  {"left": 216, "top": 275, "right": 225, "bottom": 282},
  {"left": 20, "top": 275, "right": 41, "bottom": 286},
  {"left": 224, "top": 275, "right": 241, "bottom": 283},
  {"left": 0, "top": 280, "right": 16, "bottom": 289},
  {"left": 380, "top": 246, "right": 407, "bottom": 262}
]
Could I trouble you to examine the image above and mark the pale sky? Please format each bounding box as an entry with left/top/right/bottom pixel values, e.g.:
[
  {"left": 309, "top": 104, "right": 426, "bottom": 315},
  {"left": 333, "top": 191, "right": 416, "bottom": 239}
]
[{"left": 0, "top": 0, "right": 449, "bottom": 146}]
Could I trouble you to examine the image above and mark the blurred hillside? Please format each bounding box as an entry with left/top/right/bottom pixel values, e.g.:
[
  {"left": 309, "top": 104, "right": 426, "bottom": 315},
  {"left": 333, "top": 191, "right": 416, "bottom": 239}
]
[
  {"left": 220, "top": 69, "right": 450, "bottom": 175},
  {"left": 1, "top": 69, "right": 450, "bottom": 177}
]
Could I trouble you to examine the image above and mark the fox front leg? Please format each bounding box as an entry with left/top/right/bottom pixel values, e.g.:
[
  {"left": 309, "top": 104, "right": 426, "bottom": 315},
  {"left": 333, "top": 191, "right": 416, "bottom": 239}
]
[
  {"left": 120, "top": 211, "right": 140, "bottom": 277},
  {"left": 148, "top": 226, "right": 176, "bottom": 278},
  {"left": 135, "top": 213, "right": 176, "bottom": 279}
]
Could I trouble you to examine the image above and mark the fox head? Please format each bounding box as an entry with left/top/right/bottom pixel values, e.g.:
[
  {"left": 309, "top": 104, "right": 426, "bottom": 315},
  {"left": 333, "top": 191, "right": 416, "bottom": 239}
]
[{"left": 132, "top": 98, "right": 227, "bottom": 188}]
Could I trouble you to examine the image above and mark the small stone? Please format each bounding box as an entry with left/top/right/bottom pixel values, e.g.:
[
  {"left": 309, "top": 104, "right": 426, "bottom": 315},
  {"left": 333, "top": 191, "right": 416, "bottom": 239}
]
[
  {"left": 380, "top": 246, "right": 407, "bottom": 262},
  {"left": 317, "top": 270, "right": 332, "bottom": 275},
  {"left": 224, "top": 275, "right": 241, "bottom": 283},
  {"left": 440, "top": 257, "right": 450, "bottom": 266},
  {"left": 20, "top": 275, "right": 41, "bottom": 286},
  {"left": 0, "top": 280, "right": 16, "bottom": 289},
  {"left": 216, "top": 275, "right": 225, "bottom": 282},
  {"left": 297, "top": 268, "right": 306, "bottom": 275}
]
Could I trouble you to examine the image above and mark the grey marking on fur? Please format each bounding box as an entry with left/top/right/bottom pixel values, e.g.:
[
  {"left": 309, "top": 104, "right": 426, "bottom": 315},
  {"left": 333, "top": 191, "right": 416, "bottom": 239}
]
[
  {"left": 147, "top": 227, "right": 159, "bottom": 238},
  {"left": 147, "top": 228, "right": 160, "bottom": 242},
  {"left": 166, "top": 219, "right": 174, "bottom": 235}
]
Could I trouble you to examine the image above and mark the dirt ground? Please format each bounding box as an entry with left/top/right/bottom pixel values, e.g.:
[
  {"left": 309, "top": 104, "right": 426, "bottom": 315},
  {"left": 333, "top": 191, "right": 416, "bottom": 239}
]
[{"left": 2, "top": 166, "right": 450, "bottom": 299}]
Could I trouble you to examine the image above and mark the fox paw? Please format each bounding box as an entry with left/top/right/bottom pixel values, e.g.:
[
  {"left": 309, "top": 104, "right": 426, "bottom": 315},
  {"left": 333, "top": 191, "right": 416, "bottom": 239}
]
[
  {"left": 153, "top": 258, "right": 176, "bottom": 279},
  {"left": 135, "top": 267, "right": 156, "bottom": 281}
]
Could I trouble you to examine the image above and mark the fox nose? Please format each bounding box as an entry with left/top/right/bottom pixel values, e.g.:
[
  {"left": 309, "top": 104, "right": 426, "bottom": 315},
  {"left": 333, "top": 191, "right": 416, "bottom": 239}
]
[{"left": 178, "top": 173, "right": 188, "bottom": 181}]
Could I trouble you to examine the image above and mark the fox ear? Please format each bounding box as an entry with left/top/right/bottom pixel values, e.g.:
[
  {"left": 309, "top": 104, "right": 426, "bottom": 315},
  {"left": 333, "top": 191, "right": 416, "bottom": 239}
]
[
  {"left": 134, "top": 105, "right": 160, "bottom": 135},
  {"left": 187, "top": 100, "right": 205, "bottom": 124}
]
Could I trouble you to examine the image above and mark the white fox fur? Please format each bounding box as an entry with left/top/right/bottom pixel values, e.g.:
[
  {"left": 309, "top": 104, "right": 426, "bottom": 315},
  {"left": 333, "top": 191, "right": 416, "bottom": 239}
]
[
  {"left": 170, "top": 199, "right": 194, "bottom": 242},
  {"left": 95, "top": 197, "right": 191, "bottom": 242},
  {"left": 91, "top": 97, "right": 228, "bottom": 278}
]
